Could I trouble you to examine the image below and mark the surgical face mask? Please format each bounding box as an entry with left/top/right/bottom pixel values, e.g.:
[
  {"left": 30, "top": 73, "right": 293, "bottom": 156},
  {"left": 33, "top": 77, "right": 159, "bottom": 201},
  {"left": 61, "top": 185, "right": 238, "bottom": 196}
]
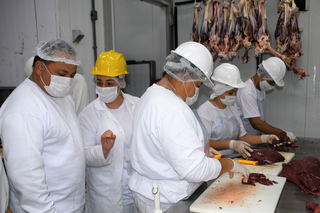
[
  {"left": 259, "top": 80, "right": 274, "bottom": 92},
  {"left": 220, "top": 95, "right": 236, "bottom": 106},
  {"left": 96, "top": 85, "right": 119, "bottom": 103},
  {"left": 40, "top": 62, "right": 73, "bottom": 98},
  {"left": 184, "top": 81, "right": 199, "bottom": 106}
]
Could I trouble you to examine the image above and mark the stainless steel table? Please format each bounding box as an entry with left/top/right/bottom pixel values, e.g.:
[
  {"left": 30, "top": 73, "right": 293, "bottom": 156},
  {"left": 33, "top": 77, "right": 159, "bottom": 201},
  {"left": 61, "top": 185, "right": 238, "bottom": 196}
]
[{"left": 165, "top": 137, "right": 320, "bottom": 213}]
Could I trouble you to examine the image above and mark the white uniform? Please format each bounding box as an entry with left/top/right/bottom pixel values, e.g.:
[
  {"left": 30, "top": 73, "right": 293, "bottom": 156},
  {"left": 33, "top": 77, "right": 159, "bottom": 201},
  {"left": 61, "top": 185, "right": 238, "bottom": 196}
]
[
  {"left": 0, "top": 158, "right": 9, "bottom": 213},
  {"left": 197, "top": 101, "right": 247, "bottom": 155},
  {"left": 129, "top": 84, "right": 221, "bottom": 206},
  {"left": 0, "top": 78, "right": 85, "bottom": 213},
  {"left": 69, "top": 73, "right": 90, "bottom": 115},
  {"left": 234, "top": 79, "right": 266, "bottom": 135},
  {"left": 78, "top": 93, "right": 139, "bottom": 213}
]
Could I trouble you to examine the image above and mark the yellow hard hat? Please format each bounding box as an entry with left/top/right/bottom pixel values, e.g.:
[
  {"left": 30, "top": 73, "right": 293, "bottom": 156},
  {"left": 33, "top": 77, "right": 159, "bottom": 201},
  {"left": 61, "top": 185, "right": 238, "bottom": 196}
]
[{"left": 91, "top": 50, "right": 129, "bottom": 77}]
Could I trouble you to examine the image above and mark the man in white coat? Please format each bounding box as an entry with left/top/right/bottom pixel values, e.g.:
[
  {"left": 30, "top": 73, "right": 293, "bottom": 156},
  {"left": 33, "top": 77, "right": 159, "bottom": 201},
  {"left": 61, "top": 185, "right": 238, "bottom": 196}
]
[
  {"left": 129, "top": 42, "right": 250, "bottom": 213},
  {"left": 0, "top": 39, "right": 115, "bottom": 213},
  {"left": 234, "top": 57, "right": 297, "bottom": 143},
  {"left": 78, "top": 50, "right": 139, "bottom": 213}
]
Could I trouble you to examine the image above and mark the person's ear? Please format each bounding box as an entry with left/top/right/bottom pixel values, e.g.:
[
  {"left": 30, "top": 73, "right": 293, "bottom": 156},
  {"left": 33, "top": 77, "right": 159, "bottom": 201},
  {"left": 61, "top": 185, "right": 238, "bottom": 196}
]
[{"left": 34, "top": 61, "right": 43, "bottom": 76}]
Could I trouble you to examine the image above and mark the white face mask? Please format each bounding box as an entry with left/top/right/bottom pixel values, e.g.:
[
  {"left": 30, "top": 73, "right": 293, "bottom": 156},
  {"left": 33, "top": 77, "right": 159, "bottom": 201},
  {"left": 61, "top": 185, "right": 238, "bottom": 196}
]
[
  {"left": 40, "top": 62, "right": 73, "bottom": 98},
  {"left": 220, "top": 95, "right": 236, "bottom": 106},
  {"left": 184, "top": 81, "right": 199, "bottom": 106},
  {"left": 259, "top": 80, "right": 274, "bottom": 92},
  {"left": 96, "top": 85, "right": 119, "bottom": 103}
]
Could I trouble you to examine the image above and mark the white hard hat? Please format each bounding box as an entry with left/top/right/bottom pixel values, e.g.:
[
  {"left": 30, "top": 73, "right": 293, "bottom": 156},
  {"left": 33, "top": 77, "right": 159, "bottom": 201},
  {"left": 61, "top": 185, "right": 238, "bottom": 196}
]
[
  {"left": 211, "top": 63, "right": 246, "bottom": 88},
  {"left": 262, "top": 57, "right": 286, "bottom": 87},
  {"left": 171, "top": 41, "right": 214, "bottom": 88},
  {"left": 24, "top": 56, "right": 34, "bottom": 77}
]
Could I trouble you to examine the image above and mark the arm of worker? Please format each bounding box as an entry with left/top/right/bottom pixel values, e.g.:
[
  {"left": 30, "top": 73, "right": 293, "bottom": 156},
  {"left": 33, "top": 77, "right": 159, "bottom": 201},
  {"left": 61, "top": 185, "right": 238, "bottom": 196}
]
[
  {"left": 78, "top": 111, "right": 113, "bottom": 167},
  {"left": 239, "top": 134, "right": 279, "bottom": 145},
  {"left": 218, "top": 158, "right": 249, "bottom": 183},
  {"left": 209, "top": 139, "right": 252, "bottom": 158},
  {"left": 1, "top": 113, "right": 57, "bottom": 213},
  {"left": 248, "top": 117, "right": 283, "bottom": 135}
]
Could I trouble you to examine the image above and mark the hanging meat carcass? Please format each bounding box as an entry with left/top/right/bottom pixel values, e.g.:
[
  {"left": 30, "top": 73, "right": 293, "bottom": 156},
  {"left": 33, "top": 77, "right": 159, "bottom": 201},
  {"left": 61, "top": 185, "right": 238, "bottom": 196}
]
[
  {"left": 208, "top": 0, "right": 223, "bottom": 61},
  {"left": 199, "top": 0, "right": 212, "bottom": 47},
  {"left": 275, "top": 0, "right": 290, "bottom": 54},
  {"left": 190, "top": 1, "right": 202, "bottom": 42}
]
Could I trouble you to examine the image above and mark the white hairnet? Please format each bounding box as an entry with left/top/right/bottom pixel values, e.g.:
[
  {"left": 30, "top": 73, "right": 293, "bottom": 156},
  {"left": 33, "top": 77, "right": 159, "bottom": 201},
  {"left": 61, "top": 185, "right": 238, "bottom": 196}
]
[
  {"left": 35, "top": 39, "right": 81, "bottom": 65},
  {"left": 113, "top": 75, "right": 126, "bottom": 89},
  {"left": 163, "top": 53, "right": 206, "bottom": 83},
  {"left": 210, "top": 81, "right": 234, "bottom": 99}
]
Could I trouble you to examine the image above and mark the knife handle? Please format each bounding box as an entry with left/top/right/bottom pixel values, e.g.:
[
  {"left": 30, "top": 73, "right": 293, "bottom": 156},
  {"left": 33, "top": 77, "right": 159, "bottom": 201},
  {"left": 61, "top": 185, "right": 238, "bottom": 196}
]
[
  {"left": 214, "top": 154, "right": 221, "bottom": 159},
  {"left": 237, "top": 159, "right": 259, "bottom": 165}
]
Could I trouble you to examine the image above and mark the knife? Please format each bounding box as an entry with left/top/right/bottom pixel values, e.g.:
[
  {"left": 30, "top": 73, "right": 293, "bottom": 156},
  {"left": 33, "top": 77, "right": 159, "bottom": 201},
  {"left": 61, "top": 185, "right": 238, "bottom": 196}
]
[
  {"left": 221, "top": 153, "right": 242, "bottom": 159},
  {"left": 237, "top": 159, "right": 259, "bottom": 165}
]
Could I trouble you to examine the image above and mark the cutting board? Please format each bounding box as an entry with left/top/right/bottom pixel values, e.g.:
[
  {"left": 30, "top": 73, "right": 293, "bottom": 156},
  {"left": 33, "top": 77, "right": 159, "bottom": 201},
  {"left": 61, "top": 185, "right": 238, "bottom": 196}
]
[
  {"left": 233, "top": 152, "right": 295, "bottom": 176},
  {"left": 190, "top": 173, "right": 286, "bottom": 213}
]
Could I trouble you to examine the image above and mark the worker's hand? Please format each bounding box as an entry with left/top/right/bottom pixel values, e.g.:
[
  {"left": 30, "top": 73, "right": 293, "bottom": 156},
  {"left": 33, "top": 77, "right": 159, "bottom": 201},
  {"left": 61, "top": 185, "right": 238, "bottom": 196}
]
[
  {"left": 261, "top": 134, "right": 279, "bottom": 144},
  {"left": 209, "top": 147, "right": 221, "bottom": 158},
  {"left": 229, "top": 140, "right": 253, "bottom": 158},
  {"left": 101, "top": 130, "right": 116, "bottom": 159},
  {"left": 229, "top": 159, "right": 250, "bottom": 183},
  {"left": 285, "top": 131, "right": 297, "bottom": 143}
]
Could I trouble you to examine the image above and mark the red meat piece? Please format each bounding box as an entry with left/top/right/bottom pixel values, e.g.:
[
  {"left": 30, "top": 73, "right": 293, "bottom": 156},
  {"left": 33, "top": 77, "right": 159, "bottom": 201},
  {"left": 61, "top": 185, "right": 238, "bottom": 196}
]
[
  {"left": 306, "top": 202, "right": 320, "bottom": 213},
  {"left": 282, "top": 157, "right": 320, "bottom": 196},
  {"left": 242, "top": 173, "right": 278, "bottom": 186},
  {"left": 272, "top": 131, "right": 290, "bottom": 147},
  {"left": 245, "top": 147, "right": 285, "bottom": 165}
]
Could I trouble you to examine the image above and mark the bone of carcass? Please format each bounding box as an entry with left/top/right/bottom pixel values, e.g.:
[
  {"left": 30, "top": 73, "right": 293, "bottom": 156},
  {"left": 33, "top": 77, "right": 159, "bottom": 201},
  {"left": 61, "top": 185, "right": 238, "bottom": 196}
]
[
  {"left": 190, "top": 1, "right": 202, "bottom": 42},
  {"left": 275, "top": 0, "right": 290, "bottom": 54},
  {"left": 306, "top": 202, "right": 320, "bottom": 213},
  {"left": 199, "top": 0, "right": 212, "bottom": 47},
  {"left": 289, "top": 1, "right": 304, "bottom": 60},
  {"left": 219, "top": 0, "right": 230, "bottom": 60},
  {"left": 245, "top": 147, "right": 285, "bottom": 165},
  {"left": 208, "top": 0, "right": 223, "bottom": 61},
  {"left": 255, "top": 0, "right": 292, "bottom": 66},
  {"left": 282, "top": 157, "right": 320, "bottom": 196}
]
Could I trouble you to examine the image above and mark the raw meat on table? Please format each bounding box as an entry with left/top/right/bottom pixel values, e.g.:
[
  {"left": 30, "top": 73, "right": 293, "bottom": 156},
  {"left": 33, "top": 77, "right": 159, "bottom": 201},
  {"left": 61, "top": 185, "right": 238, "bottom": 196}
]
[
  {"left": 272, "top": 131, "right": 290, "bottom": 147},
  {"left": 242, "top": 173, "right": 278, "bottom": 186},
  {"left": 306, "top": 202, "right": 320, "bottom": 213},
  {"left": 282, "top": 157, "right": 320, "bottom": 196},
  {"left": 245, "top": 147, "right": 285, "bottom": 164}
]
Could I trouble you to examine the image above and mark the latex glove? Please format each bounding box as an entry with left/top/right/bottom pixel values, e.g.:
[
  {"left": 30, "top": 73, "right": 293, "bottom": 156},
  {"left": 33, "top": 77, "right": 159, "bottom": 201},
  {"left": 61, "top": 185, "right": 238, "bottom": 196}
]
[
  {"left": 261, "top": 134, "right": 279, "bottom": 144},
  {"left": 209, "top": 147, "right": 221, "bottom": 158},
  {"left": 229, "top": 159, "right": 250, "bottom": 183},
  {"left": 285, "top": 131, "right": 297, "bottom": 143},
  {"left": 229, "top": 140, "right": 253, "bottom": 158},
  {"left": 101, "top": 130, "right": 116, "bottom": 158}
]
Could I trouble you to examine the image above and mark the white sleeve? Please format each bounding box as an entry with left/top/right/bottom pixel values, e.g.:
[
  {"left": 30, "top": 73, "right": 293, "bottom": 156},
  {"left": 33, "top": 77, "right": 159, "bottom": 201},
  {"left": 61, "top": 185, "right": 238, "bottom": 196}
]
[
  {"left": 1, "top": 113, "right": 57, "bottom": 213},
  {"left": 78, "top": 111, "right": 112, "bottom": 167},
  {"left": 0, "top": 156, "right": 9, "bottom": 213},
  {"left": 157, "top": 108, "right": 221, "bottom": 182},
  {"left": 238, "top": 90, "right": 261, "bottom": 119}
]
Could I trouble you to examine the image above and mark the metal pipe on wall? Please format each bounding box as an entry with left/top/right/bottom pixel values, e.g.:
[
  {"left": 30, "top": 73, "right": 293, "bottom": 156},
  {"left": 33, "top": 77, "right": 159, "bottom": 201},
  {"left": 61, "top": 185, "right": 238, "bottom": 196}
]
[{"left": 91, "top": 0, "right": 98, "bottom": 62}]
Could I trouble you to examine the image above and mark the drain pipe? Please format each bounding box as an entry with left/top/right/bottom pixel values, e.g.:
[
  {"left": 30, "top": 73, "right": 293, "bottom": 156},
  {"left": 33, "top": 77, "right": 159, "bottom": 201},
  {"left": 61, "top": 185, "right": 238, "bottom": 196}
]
[{"left": 91, "top": 0, "right": 98, "bottom": 62}]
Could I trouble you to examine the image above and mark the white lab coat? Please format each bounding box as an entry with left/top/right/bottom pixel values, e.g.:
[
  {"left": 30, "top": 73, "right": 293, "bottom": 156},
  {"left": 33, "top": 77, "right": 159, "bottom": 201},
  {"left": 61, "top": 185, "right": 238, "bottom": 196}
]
[
  {"left": 197, "top": 101, "right": 247, "bottom": 155},
  {"left": 234, "top": 79, "right": 266, "bottom": 135},
  {"left": 129, "top": 84, "right": 222, "bottom": 205},
  {"left": 0, "top": 78, "right": 85, "bottom": 213},
  {"left": 69, "top": 73, "right": 90, "bottom": 115},
  {"left": 0, "top": 158, "right": 9, "bottom": 213},
  {"left": 78, "top": 93, "right": 139, "bottom": 213}
]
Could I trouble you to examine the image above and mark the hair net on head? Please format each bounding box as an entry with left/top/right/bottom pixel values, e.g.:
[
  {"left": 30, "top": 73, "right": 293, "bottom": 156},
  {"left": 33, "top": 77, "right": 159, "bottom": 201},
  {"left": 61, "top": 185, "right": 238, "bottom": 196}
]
[
  {"left": 210, "top": 81, "right": 234, "bottom": 99},
  {"left": 163, "top": 53, "right": 206, "bottom": 83},
  {"left": 257, "top": 64, "right": 273, "bottom": 81},
  {"left": 113, "top": 75, "right": 126, "bottom": 89},
  {"left": 35, "top": 39, "right": 81, "bottom": 66}
]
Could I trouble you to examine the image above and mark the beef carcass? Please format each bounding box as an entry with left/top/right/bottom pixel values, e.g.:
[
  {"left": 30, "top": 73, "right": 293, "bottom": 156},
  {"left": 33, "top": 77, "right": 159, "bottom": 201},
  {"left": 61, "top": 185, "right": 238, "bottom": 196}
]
[
  {"left": 275, "top": 0, "right": 290, "bottom": 54},
  {"left": 242, "top": 173, "right": 278, "bottom": 186},
  {"left": 190, "top": 1, "right": 202, "bottom": 42},
  {"left": 219, "top": 0, "right": 230, "bottom": 60},
  {"left": 240, "top": 0, "right": 254, "bottom": 63},
  {"left": 208, "top": 0, "right": 223, "bottom": 58},
  {"left": 282, "top": 156, "right": 320, "bottom": 196},
  {"left": 199, "top": 0, "right": 212, "bottom": 47},
  {"left": 245, "top": 147, "right": 285, "bottom": 165},
  {"left": 306, "top": 202, "right": 320, "bottom": 213},
  {"left": 255, "top": 0, "right": 292, "bottom": 65}
]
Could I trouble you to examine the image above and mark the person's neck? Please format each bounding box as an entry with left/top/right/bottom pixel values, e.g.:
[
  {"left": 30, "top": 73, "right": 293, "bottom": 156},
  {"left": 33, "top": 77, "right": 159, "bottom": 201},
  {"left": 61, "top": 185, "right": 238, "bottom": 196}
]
[
  {"left": 251, "top": 74, "right": 261, "bottom": 91},
  {"left": 157, "top": 77, "right": 186, "bottom": 101},
  {"left": 106, "top": 93, "right": 124, "bottom": 109}
]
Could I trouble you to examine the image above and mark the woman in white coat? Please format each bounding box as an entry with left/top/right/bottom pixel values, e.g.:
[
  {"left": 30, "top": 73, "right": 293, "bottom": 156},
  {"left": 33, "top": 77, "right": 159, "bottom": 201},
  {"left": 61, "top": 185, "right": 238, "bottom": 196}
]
[
  {"left": 197, "top": 63, "right": 279, "bottom": 158},
  {"left": 78, "top": 50, "right": 139, "bottom": 213},
  {"left": 129, "top": 42, "right": 250, "bottom": 213}
]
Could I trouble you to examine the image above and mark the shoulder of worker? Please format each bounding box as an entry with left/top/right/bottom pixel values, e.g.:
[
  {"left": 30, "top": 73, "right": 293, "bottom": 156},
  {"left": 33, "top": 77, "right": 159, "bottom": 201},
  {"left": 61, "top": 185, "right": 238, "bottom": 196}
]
[
  {"left": 78, "top": 97, "right": 101, "bottom": 118},
  {"left": 197, "top": 100, "right": 217, "bottom": 118}
]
